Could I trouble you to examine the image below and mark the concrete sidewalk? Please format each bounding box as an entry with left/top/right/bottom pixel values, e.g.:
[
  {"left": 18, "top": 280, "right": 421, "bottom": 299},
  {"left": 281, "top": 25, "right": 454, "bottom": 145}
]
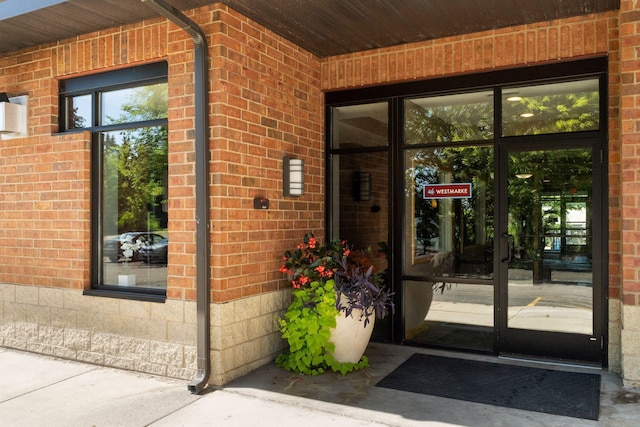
[{"left": 1, "top": 344, "right": 639, "bottom": 426}]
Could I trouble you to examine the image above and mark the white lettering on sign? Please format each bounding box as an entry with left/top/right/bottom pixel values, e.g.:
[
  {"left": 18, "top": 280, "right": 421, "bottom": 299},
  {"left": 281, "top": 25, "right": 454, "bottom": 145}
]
[{"left": 423, "top": 183, "right": 472, "bottom": 199}]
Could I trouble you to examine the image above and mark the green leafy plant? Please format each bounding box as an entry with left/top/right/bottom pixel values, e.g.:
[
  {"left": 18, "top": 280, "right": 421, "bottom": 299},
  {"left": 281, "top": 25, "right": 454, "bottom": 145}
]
[
  {"left": 275, "top": 279, "right": 367, "bottom": 375},
  {"left": 276, "top": 234, "right": 393, "bottom": 375}
]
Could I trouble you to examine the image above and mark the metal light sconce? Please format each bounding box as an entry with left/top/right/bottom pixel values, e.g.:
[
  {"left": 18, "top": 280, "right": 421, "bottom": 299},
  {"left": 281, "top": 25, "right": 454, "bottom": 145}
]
[
  {"left": 283, "top": 156, "right": 304, "bottom": 197},
  {"left": 0, "top": 93, "right": 28, "bottom": 138},
  {"left": 353, "top": 171, "right": 371, "bottom": 202}
]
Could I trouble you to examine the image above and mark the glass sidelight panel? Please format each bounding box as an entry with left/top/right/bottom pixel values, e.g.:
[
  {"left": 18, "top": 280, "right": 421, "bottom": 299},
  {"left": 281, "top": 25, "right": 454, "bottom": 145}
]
[
  {"left": 330, "top": 152, "right": 389, "bottom": 271},
  {"left": 330, "top": 102, "right": 390, "bottom": 340},
  {"left": 330, "top": 101, "right": 389, "bottom": 265},
  {"left": 404, "top": 146, "right": 494, "bottom": 279},
  {"left": 506, "top": 148, "right": 593, "bottom": 335}
]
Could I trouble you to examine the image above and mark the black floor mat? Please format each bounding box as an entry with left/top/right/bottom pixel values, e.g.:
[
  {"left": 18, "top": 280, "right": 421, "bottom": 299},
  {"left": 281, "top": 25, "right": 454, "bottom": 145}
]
[{"left": 376, "top": 353, "right": 600, "bottom": 420}]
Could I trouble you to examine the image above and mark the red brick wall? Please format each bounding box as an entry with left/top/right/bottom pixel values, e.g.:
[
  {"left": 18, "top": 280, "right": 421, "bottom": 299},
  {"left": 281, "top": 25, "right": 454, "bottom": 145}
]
[
  {"left": 0, "top": 16, "right": 173, "bottom": 292},
  {"left": 619, "top": 0, "right": 640, "bottom": 306},
  {"left": 320, "top": 11, "right": 623, "bottom": 303},
  {"left": 0, "top": 4, "right": 324, "bottom": 303},
  {"left": 0, "top": 133, "right": 90, "bottom": 288},
  {"left": 206, "top": 7, "right": 323, "bottom": 302}
]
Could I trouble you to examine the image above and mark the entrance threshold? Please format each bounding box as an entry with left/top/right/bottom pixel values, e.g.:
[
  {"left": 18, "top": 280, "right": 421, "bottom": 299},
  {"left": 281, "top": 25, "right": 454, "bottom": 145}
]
[{"left": 499, "top": 354, "right": 603, "bottom": 371}]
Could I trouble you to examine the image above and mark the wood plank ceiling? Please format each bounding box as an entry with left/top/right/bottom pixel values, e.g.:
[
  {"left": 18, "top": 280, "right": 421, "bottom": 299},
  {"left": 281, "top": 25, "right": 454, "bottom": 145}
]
[{"left": 0, "top": 0, "right": 620, "bottom": 57}]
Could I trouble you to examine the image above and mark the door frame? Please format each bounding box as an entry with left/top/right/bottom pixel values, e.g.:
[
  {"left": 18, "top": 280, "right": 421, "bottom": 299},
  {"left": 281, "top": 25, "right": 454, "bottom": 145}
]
[
  {"left": 325, "top": 56, "right": 609, "bottom": 366},
  {"left": 496, "top": 135, "right": 607, "bottom": 364}
]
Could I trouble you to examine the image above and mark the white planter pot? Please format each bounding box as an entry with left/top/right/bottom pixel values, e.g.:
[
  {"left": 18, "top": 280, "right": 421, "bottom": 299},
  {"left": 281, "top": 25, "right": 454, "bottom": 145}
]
[
  {"left": 118, "top": 274, "right": 136, "bottom": 286},
  {"left": 329, "top": 307, "right": 375, "bottom": 364}
]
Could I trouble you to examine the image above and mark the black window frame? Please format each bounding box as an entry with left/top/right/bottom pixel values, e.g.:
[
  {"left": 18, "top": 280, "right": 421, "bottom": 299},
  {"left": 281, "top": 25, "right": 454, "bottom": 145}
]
[{"left": 60, "top": 62, "right": 169, "bottom": 302}]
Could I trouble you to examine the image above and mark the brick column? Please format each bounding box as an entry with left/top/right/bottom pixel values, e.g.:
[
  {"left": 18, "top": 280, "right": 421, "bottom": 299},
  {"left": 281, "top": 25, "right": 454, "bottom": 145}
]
[{"left": 619, "top": 0, "right": 640, "bottom": 386}]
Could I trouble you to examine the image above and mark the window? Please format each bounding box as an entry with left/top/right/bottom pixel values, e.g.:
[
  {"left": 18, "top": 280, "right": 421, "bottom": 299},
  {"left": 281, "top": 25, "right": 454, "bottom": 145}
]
[
  {"left": 60, "top": 62, "right": 168, "bottom": 300},
  {"left": 328, "top": 102, "right": 390, "bottom": 280},
  {"left": 501, "top": 79, "right": 600, "bottom": 136},
  {"left": 405, "top": 91, "right": 494, "bottom": 144},
  {"left": 331, "top": 102, "right": 389, "bottom": 149}
]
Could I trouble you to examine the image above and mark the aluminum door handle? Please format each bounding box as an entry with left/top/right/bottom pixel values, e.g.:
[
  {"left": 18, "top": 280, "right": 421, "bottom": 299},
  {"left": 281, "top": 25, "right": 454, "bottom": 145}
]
[{"left": 501, "top": 232, "right": 514, "bottom": 263}]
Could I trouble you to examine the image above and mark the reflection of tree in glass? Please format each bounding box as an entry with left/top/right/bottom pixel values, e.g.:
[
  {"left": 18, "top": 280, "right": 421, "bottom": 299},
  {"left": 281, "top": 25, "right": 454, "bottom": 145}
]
[
  {"left": 105, "top": 84, "right": 168, "bottom": 125},
  {"left": 408, "top": 147, "right": 495, "bottom": 258},
  {"left": 105, "top": 84, "right": 168, "bottom": 233},
  {"left": 70, "top": 106, "right": 85, "bottom": 128},
  {"left": 507, "top": 149, "right": 592, "bottom": 267},
  {"left": 503, "top": 91, "right": 599, "bottom": 136},
  {"left": 405, "top": 99, "right": 493, "bottom": 144}
]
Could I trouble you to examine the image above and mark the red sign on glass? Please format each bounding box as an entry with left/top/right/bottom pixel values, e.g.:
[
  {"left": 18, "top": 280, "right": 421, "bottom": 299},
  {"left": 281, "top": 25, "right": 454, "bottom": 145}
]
[{"left": 423, "top": 183, "right": 472, "bottom": 199}]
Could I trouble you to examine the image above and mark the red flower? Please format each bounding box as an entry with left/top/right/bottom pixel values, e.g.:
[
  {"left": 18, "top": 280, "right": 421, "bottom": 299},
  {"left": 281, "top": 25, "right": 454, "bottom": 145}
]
[{"left": 281, "top": 233, "right": 379, "bottom": 291}]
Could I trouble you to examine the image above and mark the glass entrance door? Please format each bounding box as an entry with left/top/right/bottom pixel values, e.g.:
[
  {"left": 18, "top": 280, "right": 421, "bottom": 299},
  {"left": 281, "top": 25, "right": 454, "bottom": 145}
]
[
  {"left": 327, "top": 60, "right": 607, "bottom": 364},
  {"left": 500, "top": 147, "right": 602, "bottom": 362}
]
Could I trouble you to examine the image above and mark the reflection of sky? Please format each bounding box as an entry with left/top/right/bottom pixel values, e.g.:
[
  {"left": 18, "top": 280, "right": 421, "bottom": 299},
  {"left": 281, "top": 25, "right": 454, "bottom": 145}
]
[
  {"left": 72, "top": 95, "right": 91, "bottom": 126},
  {"left": 73, "top": 83, "right": 166, "bottom": 129},
  {"left": 103, "top": 128, "right": 145, "bottom": 146},
  {"left": 72, "top": 88, "right": 133, "bottom": 127},
  {"left": 102, "top": 88, "right": 134, "bottom": 124}
]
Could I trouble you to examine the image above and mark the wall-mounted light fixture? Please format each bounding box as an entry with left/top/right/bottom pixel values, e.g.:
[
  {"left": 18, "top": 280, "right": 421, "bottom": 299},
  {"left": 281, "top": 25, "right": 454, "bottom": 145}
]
[
  {"left": 353, "top": 171, "right": 371, "bottom": 202},
  {"left": 283, "top": 156, "right": 304, "bottom": 197},
  {"left": 0, "top": 94, "right": 28, "bottom": 138}
]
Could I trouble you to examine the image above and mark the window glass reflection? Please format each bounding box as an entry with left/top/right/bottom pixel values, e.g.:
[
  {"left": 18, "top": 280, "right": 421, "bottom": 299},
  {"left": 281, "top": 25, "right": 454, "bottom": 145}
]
[
  {"left": 101, "top": 126, "right": 168, "bottom": 289},
  {"left": 101, "top": 83, "right": 168, "bottom": 125},
  {"left": 65, "top": 94, "right": 91, "bottom": 129},
  {"left": 502, "top": 79, "right": 599, "bottom": 136},
  {"left": 331, "top": 102, "right": 388, "bottom": 149},
  {"left": 405, "top": 91, "right": 494, "bottom": 144},
  {"left": 330, "top": 152, "right": 389, "bottom": 274},
  {"left": 404, "top": 146, "right": 494, "bottom": 280}
]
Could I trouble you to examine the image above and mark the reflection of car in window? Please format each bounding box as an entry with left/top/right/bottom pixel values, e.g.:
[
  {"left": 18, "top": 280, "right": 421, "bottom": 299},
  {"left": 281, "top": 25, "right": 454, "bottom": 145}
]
[
  {"left": 138, "top": 237, "right": 168, "bottom": 264},
  {"left": 103, "top": 232, "right": 166, "bottom": 262}
]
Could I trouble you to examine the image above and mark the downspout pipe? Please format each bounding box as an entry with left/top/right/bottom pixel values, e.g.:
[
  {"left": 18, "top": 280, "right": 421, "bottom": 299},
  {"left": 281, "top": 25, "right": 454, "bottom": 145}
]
[{"left": 141, "top": 0, "right": 211, "bottom": 394}]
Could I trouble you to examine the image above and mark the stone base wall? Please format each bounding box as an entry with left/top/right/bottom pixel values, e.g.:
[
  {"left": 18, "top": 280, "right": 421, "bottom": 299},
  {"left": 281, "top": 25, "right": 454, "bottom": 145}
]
[
  {"left": 609, "top": 299, "right": 622, "bottom": 374},
  {"left": 0, "top": 282, "right": 197, "bottom": 378},
  {"left": 209, "top": 288, "right": 289, "bottom": 386},
  {"left": 621, "top": 305, "right": 640, "bottom": 387},
  {"left": 0, "top": 282, "right": 288, "bottom": 385}
]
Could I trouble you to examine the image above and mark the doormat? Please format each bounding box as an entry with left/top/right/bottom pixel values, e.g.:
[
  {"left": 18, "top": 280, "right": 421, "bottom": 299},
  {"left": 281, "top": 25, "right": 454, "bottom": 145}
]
[{"left": 376, "top": 354, "right": 600, "bottom": 420}]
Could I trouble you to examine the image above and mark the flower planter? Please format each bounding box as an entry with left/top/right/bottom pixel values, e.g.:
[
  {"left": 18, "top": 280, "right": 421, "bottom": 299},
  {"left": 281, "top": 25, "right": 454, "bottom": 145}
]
[
  {"left": 329, "top": 305, "right": 375, "bottom": 364},
  {"left": 118, "top": 274, "right": 136, "bottom": 286},
  {"left": 277, "top": 234, "right": 394, "bottom": 374}
]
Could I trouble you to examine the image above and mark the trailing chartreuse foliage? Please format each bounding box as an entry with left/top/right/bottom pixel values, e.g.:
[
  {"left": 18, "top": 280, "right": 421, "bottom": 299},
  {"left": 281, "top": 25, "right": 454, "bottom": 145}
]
[{"left": 275, "top": 279, "right": 369, "bottom": 375}]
